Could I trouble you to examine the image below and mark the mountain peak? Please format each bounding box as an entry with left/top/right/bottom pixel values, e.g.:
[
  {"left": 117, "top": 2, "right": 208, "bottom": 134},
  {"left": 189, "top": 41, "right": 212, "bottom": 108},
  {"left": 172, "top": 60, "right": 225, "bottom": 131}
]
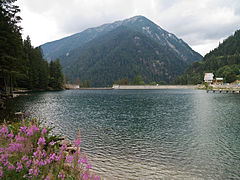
[{"left": 40, "top": 16, "right": 202, "bottom": 86}]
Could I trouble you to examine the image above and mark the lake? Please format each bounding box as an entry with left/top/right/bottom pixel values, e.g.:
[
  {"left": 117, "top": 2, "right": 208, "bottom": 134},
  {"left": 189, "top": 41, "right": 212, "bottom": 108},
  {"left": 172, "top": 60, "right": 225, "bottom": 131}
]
[{"left": 1, "top": 89, "right": 240, "bottom": 179}]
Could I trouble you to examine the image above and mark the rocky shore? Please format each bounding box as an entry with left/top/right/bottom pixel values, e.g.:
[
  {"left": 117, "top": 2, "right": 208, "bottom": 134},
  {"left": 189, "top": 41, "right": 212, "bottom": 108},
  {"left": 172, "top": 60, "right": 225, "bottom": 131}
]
[
  {"left": 0, "top": 93, "right": 13, "bottom": 109},
  {"left": 0, "top": 90, "right": 30, "bottom": 109}
]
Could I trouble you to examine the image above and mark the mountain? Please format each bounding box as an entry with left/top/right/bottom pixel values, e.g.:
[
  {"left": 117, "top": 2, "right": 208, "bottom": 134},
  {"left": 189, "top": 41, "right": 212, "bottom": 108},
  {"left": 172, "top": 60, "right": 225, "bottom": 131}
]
[
  {"left": 61, "top": 26, "right": 190, "bottom": 86},
  {"left": 173, "top": 29, "right": 240, "bottom": 84},
  {"left": 40, "top": 16, "right": 203, "bottom": 86}
]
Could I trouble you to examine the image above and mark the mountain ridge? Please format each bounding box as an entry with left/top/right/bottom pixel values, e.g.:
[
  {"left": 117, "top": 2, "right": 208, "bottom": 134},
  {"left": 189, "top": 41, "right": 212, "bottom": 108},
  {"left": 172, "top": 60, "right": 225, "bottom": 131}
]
[
  {"left": 41, "top": 15, "right": 202, "bottom": 63},
  {"left": 40, "top": 15, "right": 203, "bottom": 86},
  {"left": 61, "top": 25, "right": 188, "bottom": 86}
]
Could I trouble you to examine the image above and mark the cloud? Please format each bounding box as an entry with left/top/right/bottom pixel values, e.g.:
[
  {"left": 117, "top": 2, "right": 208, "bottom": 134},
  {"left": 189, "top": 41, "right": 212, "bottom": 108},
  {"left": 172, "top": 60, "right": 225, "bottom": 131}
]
[{"left": 16, "top": 0, "right": 240, "bottom": 55}]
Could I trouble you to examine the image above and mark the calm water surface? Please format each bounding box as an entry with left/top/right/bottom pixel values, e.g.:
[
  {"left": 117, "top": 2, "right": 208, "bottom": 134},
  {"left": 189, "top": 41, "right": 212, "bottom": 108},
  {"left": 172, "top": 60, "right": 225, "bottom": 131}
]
[{"left": 2, "top": 89, "right": 240, "bottom": 179}]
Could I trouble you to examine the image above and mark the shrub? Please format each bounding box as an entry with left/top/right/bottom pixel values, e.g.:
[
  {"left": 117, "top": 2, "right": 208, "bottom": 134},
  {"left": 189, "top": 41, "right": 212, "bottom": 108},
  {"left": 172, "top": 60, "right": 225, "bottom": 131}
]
[{"left": 0, "top": 114, "right": 100, "bottom": 180}]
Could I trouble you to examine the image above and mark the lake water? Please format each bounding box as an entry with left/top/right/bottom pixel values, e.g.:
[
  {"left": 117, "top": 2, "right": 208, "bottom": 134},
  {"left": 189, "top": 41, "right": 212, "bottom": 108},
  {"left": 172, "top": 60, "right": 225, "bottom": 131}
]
[{"left": 1, "top": 89, "right": 240, "bottom": 179}]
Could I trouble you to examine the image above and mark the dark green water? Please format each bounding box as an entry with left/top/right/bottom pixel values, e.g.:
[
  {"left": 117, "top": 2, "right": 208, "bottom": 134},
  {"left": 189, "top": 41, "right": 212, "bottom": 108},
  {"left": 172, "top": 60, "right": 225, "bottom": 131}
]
[{"left": 1, "top": 89, "right": 240, "bottom": 179}]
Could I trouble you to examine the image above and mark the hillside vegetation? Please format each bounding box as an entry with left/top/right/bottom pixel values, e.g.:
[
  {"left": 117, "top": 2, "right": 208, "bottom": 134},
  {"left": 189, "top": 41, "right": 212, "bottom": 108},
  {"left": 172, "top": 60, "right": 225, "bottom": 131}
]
[
  {"left": 173, "top": 30, "right": 240, "bottom": 84},
  {"left": 41, "top": 16, "right": 202, "bottom": 87}
]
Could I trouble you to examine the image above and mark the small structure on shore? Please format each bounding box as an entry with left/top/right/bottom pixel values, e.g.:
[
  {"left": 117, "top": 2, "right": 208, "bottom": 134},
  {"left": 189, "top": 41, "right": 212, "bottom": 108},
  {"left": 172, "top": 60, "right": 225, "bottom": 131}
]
[
  {"left": 204, "top": 73, "right": 214, "bottom": 84},
  {"left": 215, "top": 77, "right": 223, "bottom": 85},
  {"left": 65, "top": 84, "right": 80, "bottom": 90}
]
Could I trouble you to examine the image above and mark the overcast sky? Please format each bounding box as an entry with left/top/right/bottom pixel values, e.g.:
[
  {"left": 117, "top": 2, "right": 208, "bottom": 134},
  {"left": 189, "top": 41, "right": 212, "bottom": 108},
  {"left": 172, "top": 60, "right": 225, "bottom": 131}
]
[{"left": 16, "top": 0, "right": 240, "bottom": 56}]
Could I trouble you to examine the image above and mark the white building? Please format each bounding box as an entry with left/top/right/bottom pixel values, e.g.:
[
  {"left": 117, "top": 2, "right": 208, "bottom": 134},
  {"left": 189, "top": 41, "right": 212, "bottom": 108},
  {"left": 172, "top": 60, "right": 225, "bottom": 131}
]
[{"left": 204, "top": 73, "right": 214, "bottom": 83}]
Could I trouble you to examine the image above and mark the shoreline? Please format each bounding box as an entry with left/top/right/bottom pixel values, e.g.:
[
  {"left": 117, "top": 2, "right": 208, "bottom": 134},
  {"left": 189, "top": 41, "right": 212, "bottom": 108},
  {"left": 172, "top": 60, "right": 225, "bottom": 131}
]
[
  {"left": 66, "top": 85, "right": 199, "bottom": 90},
  {"left": 112, "top": 85, "right": 198, "bottom": 90}
]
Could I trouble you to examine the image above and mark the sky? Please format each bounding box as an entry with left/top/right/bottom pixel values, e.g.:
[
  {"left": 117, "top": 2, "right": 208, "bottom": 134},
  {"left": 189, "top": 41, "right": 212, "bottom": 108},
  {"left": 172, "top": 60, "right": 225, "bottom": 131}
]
[{"left": 16, "top": 0, "right": 240, "bottom": 56}]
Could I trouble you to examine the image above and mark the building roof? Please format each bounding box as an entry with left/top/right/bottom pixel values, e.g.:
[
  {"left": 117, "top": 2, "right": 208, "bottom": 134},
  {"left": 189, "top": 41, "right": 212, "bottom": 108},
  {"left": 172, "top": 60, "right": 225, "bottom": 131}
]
[
  {"left": 216, "top": 78, "right": 223, "bottom": 81},
  {"left": 204, "top": 73, "right": 214, "bottom": 81}
]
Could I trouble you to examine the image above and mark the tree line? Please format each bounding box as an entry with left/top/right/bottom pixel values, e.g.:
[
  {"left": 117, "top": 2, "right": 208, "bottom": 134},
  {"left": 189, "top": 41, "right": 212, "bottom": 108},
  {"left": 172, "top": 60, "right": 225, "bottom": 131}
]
[
  {"left": 173, "top": 30, "right": 240, "bottom": 84},
  {"left": 113, "top": 75, "right": 167, "bottom": 85},
  {"left": 0, "top": 0, "right": 64, "bottom": 95}
]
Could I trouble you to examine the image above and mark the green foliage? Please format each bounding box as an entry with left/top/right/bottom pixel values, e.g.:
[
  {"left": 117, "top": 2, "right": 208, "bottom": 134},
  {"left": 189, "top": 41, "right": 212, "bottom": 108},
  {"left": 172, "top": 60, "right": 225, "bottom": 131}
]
[
  {"left": 158, "top": 81, "right": 167, "bottom": 85},
  {"left": 0, "top": 115, "right": 100, "bottom": 179},
  {"left": 0, "top": 2, "right": 64, "bottom": 92},
  {"left": 133, "top": 75, "right": 145, "bottom": 85},
  {"left": 150, "top": 81, "right": 157, "bottom": 85},
  {"left": 49, "top": 59, "right": 64, "bottom": 90},
  {"left": 173, "top": 30, "right": 240, "bottom": 84},
  {"left": 116, "top": 77, "right": 129, "bottom": 85},
  {"left": 0, "top": 0, "right": 23, "bottom": 94}
]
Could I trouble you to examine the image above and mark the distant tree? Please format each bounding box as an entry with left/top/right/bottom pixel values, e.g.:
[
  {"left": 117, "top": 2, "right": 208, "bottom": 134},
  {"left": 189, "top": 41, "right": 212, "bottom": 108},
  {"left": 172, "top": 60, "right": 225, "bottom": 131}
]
[
  {"left": 49, "top": 59, "right": 64, "bottom": 89},
  {"left": 117, "top": 77, "right": 129, "bottom": 85},
  {"left": 158, "top": 81, "right": 167, "bottom": 85},
  {"left": 150, "top": 81, "right": 157, "bottom": 85},
  {"left": 133, "top": 75, "right": 145, "bottom": 85},
  {"left": 83, "top": 80, "right": 90, "bottom": 88}
]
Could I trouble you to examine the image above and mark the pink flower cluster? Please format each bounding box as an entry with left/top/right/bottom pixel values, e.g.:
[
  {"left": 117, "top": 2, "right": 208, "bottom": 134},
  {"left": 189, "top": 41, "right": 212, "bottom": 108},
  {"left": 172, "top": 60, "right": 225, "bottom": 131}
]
[{"left": 0, "top": 117, "right": 101, "bottom": 179}]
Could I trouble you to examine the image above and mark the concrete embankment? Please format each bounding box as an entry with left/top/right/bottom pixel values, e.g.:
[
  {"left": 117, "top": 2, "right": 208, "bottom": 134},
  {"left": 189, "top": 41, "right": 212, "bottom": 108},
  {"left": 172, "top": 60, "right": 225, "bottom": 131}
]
[{"left": 112, "top": 85, "right": 197, "bottom": 90}]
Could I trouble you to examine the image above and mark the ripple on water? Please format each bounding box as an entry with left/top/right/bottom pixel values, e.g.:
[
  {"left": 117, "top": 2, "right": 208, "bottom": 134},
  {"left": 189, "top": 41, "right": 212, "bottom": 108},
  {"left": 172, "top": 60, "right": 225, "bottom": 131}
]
[{"left": 3, "top": 90, "right": 240, "bottom": 179}]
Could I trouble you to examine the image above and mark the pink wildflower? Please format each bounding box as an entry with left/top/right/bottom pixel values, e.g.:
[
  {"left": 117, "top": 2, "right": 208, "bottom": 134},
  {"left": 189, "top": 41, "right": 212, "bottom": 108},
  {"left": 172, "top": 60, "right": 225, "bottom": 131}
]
[
  {"left": 74, "top": 138, "right": 81, "bottom": 147},
  {"left": 55, "top": 155, "right": 61, "bottom": 162},
  {"left": 41, "top": 128, "right": 47, "bottom": 135},
  {"left": 0, "top": 125, "right": 8, "bottom": 137},
  {"left": 27, "top": 125, "right": 39, "bottom": 136},
  {"left": 26, "top": 160, "right": 32, "bottom": 168},
  {"left": 16, "top": 161, "right": 23, "bottom": 172},
  {"left": 45, "top": 176, "right": 50, "bottom": 180},
  {"left": 29, "top": 168, "right": 33, "bottom": 175},
  {"left": 49, "top": 141, "right": 54, "bottom": 145},
  {"left": 19, "top": 126, "right": 27, "bottom": 134},
  {"left": 22, "top": 155, "right": 28, "bottom": 162},
  {"left": 0, "top": 147, "right": 4, "bottom": 153},
  {"left": 15, "top": 133, "right": 25, "bottom": 142},
  {"left": 41, "top": 149, "right": 47, "bottom": 158},
  {"left": 65, "top": 155, "right": 74, "bottom": 164},
  {"left": 7, "top": 143, "right": 24, "bottom": 152},
  {"left": 49, "top": 153, "right": 56, "bottom": 162},
  {"left": 8, "top": 132, "right": 14, "bottom": 139},
  {"left": 33, "top": 168, "right": 39, "bottom": 177},
  {"left": 86, "top": 163, "right": 92, "bottom": 169},
  {"left": 0, "top": 154, "right": 9, "bottom": 166},
  {"left": 82, "top": 172, "right": 89, "bottom": 180},
  {"left": 32, "top": 125, "right": 39, "bottom": 132},
  {"left": 40, "top": 159, "right": 47, "bottom": 166},
  {"left": 60, "top": 144, "right": 67, "bottom": 151},
  {"left": 94, "top": 176, "right": 101, "bottom": 180},
  {"left": 37, "top": 137, "right": 46, "bottom": 146},
  {"left": 82, "top": 157, "right": 88, "bottom": 164},
  {"left": 27, "top": 128, "right": 33, "bottom": 136},
  {"left": 8, "top": 164, "right": 15, "bottom": 170},
  {"left": 33, "top": 147, "right": 41, "bottom": 158},
  {"left": 34, "top": 159, "right": 40, "bottom": 166},
  {"left": 23, "top": 174, "right": 27, "bottom": 178},
  {"left": 58, "top": 171, "right": 65, "bottom": 180}
]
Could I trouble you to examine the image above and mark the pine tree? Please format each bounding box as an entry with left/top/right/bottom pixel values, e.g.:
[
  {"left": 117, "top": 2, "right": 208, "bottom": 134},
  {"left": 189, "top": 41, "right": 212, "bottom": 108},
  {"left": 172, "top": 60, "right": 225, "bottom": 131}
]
[{"left": 0, "top": 0, "right": 22, "bottom": 94}]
